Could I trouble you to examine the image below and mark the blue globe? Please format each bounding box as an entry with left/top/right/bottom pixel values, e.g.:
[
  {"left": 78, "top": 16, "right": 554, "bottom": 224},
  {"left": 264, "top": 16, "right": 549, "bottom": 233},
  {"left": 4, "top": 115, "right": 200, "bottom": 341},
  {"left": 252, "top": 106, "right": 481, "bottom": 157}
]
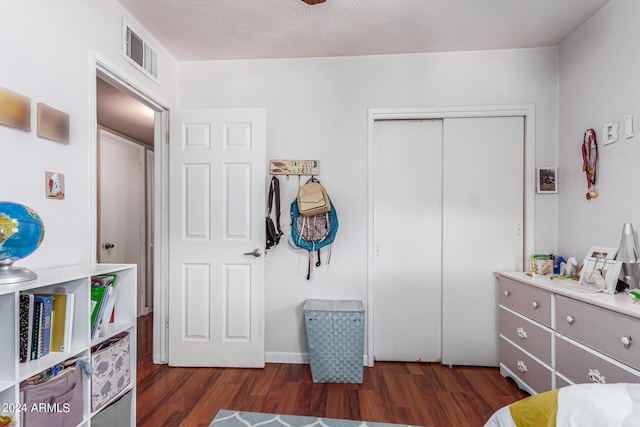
[{"left": 0, "top": 202, "right": 45, "bottom": 263}]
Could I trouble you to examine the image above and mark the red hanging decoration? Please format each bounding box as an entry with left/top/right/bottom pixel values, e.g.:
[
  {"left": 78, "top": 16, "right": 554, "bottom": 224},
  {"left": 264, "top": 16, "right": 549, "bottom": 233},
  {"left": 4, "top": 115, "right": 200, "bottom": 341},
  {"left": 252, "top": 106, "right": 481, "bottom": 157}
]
[{"left": 581, "top": 128, "right": 599, "bottom": 199}]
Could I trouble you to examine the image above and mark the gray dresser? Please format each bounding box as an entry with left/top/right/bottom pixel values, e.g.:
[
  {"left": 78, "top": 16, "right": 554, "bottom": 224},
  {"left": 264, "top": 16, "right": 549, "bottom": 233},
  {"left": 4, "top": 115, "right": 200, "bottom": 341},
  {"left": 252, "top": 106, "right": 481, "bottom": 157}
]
[{"left": 496, "top": 272, "right": 640, "bottom": 394}]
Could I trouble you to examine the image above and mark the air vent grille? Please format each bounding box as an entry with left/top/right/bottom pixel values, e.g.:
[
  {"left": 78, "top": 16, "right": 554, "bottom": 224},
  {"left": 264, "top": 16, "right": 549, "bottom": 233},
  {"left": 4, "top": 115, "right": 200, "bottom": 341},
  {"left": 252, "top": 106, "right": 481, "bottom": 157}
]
[{"left": 124, "top": 24, "right": 158, "bottom": 80}]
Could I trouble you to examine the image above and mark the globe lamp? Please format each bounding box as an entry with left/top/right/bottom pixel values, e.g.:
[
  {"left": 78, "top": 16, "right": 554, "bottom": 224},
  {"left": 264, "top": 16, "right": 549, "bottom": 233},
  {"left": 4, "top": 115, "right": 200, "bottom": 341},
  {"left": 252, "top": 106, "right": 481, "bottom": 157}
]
[{"left": 0, "top": 202, "right": 45, "bottom": 284}]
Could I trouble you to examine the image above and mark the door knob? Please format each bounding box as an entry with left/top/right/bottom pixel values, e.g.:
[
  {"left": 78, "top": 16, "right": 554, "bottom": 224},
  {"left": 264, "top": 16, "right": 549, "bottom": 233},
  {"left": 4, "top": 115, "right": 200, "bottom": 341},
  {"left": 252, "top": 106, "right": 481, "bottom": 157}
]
[
  {"left": 103, "top": 242, "right": 115, "bottom": 250},
  {"left": 243, "top": 248, "right": 262, "bottom": 258}
]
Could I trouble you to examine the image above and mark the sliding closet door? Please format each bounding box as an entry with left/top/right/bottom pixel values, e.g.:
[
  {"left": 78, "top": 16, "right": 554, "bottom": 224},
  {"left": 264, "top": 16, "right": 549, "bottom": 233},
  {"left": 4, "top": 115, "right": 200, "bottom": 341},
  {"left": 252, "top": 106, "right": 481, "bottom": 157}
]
[
  {"left": 441, "top": 117, "right": 524, "bottom": 366},
  {"left": 373, "top": 119, "right": 443, "bottom": 362}
]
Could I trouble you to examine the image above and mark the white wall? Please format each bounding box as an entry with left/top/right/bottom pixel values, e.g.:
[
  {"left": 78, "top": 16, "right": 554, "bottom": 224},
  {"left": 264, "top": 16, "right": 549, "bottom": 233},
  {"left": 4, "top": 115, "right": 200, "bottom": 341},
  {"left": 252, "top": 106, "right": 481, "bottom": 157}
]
[
  {"left": 558, "top": 0, "right": 640, "bottom": 260},
  {"left": 179, "top": 48, "right": 559, "bottom": 361},
  {"left": 0, "top": 1, "right": 178, "bottom": 269}
]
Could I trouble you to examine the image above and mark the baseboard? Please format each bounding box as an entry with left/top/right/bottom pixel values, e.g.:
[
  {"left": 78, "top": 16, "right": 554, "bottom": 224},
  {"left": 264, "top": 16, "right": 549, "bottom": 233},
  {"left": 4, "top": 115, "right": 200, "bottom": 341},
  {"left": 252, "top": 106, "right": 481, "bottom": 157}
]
[
  {"left": 265, "top": 352, "right": 309, "bottom": 364},
  {"left": 264, "top": 352, "right": 370, "bottom": 366}
]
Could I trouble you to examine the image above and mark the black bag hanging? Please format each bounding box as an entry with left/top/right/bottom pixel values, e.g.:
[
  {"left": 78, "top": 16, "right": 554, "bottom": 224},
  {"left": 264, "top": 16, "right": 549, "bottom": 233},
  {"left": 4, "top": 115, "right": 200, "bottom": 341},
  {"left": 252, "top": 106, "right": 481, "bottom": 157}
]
[{"left": 266, "top": 176, "right": 283, "bottom": 250}]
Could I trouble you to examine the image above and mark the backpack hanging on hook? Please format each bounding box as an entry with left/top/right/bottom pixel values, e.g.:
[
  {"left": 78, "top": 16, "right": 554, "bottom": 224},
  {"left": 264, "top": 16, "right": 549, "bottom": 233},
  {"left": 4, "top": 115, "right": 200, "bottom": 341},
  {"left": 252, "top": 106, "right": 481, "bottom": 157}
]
[
  {"left": 297, "top": 177, "right": 330, "bottom": 216},
  {"left": 266, "top": 176, "right": 283, "bottom": 250},
  {"left": 290, "top": 198, "right": 338, "bottom": 280}
]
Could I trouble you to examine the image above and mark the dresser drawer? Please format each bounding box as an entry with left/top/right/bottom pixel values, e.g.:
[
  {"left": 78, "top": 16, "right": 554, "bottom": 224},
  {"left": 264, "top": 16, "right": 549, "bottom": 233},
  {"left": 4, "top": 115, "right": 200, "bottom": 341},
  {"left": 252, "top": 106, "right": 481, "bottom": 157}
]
[
  {"left": 556, "top": 335, "right": 640, "bottom": 385},
  {"left": 500, "top": 337, "right": 552, "bottom": 393},
  {"left": 499, "top": 307, "right": 552, "bottom": 365},
  {"left": 556, "top": 296, "right": 640, "bottom": 370},
  {"left": 498, "top": 277, "right": 552, "bottom": 327}
]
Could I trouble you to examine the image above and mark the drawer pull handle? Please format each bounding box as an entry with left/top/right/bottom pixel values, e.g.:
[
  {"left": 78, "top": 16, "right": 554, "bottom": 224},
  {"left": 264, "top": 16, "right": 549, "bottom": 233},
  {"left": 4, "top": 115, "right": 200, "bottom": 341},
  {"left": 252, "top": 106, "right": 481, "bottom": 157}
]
[
  {"left": 566, "top": 315, "right": 574, "bottom": 325},
  {"left": 517, "top": 360, "right": 528, "bottom": 374},
  {"left": 588, "top": 369, "right": 606, "bottom": 384},
  {"left": 621, "top": 336, "right": 632, "bottom": 347},
  {"left": 516, "top": 328, "right": 527, "bottom": 339},
  {"left": 504, "top": 291, "right": 511, "bottom": 297},
  {"left": 532, "top": 301, "right": 539, "bottom": 309}
]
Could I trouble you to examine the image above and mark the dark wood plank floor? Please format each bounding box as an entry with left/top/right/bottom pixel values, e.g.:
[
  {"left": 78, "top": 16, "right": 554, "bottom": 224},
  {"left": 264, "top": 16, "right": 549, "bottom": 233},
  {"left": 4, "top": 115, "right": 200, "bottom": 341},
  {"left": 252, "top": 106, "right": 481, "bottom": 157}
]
[{"left": 136, "top": 314, "right": 527, "bottom": 427}]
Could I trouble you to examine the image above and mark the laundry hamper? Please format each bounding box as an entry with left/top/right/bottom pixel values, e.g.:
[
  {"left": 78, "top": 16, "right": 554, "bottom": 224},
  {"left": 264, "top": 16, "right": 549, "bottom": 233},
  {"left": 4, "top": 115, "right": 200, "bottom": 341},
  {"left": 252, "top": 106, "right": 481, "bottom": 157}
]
[{"left": 303, "top": 299, "right": 364, "bottom": 383}]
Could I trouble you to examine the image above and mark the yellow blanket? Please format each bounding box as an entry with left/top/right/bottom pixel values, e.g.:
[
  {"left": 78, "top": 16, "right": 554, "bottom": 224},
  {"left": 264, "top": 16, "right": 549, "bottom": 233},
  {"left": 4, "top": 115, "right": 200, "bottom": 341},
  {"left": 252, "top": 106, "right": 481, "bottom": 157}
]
[{"left": 508, "top": 388, "right": 559, "bottom": 427}]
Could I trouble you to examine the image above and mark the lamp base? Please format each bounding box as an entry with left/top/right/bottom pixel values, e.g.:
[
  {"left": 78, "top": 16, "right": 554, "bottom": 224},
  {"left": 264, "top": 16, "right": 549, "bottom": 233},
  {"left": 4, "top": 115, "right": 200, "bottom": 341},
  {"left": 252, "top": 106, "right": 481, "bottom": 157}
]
[{"left": 0, "top": 263, "right": 37, "bottom": 285}]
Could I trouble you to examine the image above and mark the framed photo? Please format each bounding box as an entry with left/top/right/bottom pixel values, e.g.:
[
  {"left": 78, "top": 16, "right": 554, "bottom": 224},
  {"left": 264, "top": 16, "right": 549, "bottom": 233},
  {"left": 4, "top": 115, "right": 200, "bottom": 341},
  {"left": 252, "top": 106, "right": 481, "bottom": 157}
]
[
  {"left": 37, "top": 103, "right": 69, "bottom": 144},
  {"left": 585, "top": 246, "right": 617, "bottom": 260},
  {"left": 0, "top": 85, "right": 31, "bottom": 131},
  {"left": 578, "top": 257, "right": 622, "bottom": 294},
  {"left": 536, "top": 167, "right": 557, "bottom": 193},
  {"left": 45, "top": 171, "right": 65, "bottom": 199}
]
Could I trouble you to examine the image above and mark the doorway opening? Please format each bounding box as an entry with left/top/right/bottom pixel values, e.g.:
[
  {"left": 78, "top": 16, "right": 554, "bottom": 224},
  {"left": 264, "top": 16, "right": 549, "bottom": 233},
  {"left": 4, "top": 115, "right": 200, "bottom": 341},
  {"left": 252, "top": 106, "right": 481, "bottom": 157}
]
[
  {"left": 96, "top": 76, "right": 154, "bottom": 317},
  {"left": 92, "top": 55, "right": 170, "bottom": 364}
]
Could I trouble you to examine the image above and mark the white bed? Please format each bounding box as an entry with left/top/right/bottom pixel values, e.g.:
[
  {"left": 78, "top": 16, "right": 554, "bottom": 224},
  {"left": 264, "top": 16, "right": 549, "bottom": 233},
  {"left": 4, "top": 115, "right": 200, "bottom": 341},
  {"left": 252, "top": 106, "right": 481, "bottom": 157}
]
[{"left": 484, "top": 383, "right": 640, "bottom": 427}]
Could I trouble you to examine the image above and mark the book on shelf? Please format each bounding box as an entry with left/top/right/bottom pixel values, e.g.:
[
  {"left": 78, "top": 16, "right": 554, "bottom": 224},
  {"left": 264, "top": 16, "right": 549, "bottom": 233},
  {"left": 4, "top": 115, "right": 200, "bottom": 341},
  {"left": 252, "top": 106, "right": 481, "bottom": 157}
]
[
  {"left": 19, "top": 294, "right": 34, "bottom": 363},
  {"left": 98, "top": 287, "right": 119, "bottom": 337},
  {"left": 30, "top": 298, "right": 42, "bottom": 361},
  {"left": 34, "top": 295, "right": 53, "bottom": 358},
  {"left": 20, "top": 292, "right": 76, "bottom": 362},
  {"left": 91, "top": 274, "right": 117, "bottom": 338},
  {"left": 49, "top": 293, "right": 75, "bottom": 352}
]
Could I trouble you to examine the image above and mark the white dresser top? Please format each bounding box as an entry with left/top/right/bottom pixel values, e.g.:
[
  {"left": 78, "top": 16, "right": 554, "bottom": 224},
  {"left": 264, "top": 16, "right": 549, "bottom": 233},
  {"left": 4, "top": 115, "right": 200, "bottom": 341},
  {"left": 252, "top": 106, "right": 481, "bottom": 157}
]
[{"left": 496, "top": 271, "right": 640, "bottom": 320}]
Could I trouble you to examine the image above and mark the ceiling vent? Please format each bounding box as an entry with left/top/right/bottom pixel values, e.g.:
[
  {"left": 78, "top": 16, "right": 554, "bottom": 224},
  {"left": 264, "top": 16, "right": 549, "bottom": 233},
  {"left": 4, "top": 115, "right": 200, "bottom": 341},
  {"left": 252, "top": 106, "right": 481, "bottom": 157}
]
[{"left": 123, "top": 22, "right": 158, "bottom": 81}]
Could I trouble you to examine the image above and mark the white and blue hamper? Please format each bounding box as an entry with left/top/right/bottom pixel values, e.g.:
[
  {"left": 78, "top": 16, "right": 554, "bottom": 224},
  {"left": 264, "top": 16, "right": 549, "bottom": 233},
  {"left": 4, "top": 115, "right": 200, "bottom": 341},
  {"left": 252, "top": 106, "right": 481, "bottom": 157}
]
[{"left": 303, "top": 299, "right": 364, "bottom": 383}]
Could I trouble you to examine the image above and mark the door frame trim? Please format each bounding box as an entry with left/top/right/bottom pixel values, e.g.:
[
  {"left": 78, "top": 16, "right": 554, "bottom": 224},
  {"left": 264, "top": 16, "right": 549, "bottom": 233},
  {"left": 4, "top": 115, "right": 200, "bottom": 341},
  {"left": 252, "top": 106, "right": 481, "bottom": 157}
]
[
  {"left": 90, "top": 50, "right": 171, "bottom": 364},
  {"left": 367, "top": 105, "right": 536, "bottom": 366}
]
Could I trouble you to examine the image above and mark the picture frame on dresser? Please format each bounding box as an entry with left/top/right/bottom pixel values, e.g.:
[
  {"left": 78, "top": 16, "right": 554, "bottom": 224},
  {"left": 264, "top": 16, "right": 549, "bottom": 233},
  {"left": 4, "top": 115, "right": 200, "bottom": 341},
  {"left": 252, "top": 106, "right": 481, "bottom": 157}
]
[
  {"left": 585, "top": 246, "right": 617, "bottom": 260},
  {"left": 578, "top": 257, "right": 622, "bottom": 294}
]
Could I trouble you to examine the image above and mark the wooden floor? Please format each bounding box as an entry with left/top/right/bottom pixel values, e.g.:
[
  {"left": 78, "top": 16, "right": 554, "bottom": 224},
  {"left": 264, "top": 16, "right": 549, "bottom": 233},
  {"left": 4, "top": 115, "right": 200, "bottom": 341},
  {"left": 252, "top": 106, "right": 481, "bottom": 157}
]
[{"left": 136, "top": 315, "right": 527, "bottom": 427}]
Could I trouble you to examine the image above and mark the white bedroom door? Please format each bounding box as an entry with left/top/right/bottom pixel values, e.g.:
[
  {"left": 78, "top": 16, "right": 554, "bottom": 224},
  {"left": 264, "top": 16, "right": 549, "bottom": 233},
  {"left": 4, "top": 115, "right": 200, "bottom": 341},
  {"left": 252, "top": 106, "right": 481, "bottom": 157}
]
[
  {"left": 168, "top": 108, "right": 266, "bottom": 367},
  {"left": 373, "top": 119, "right": 443, "bottom": 362}
]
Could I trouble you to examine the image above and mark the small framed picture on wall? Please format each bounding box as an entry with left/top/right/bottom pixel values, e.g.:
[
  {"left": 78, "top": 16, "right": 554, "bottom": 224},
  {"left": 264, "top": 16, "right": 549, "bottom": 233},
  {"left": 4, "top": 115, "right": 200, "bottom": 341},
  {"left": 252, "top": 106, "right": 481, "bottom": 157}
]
[{"left": 536, "top": 167, "right": 558, "bottom": 194}]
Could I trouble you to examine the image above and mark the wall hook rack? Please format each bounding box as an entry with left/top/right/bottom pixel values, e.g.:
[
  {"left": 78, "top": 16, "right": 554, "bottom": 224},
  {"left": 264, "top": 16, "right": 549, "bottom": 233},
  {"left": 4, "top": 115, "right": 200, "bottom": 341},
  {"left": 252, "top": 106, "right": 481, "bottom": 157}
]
[{"left": 270, "top": 160, "right": 319, "bottom": 176}]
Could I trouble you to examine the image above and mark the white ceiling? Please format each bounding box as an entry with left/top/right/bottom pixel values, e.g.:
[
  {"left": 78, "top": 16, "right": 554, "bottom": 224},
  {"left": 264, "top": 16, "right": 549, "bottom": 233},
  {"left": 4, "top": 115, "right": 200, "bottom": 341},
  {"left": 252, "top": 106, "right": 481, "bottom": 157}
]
[
  {"left": 116, "top": 0, "right": 612, "bottom": 61},
  {"left": 103, "top": 0, "right": 613, "bottom": 146}
]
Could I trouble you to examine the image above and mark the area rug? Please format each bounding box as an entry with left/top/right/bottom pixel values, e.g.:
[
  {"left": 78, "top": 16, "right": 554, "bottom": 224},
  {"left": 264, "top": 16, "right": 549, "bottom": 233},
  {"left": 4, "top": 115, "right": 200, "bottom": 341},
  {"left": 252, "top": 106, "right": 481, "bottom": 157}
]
[{"left": 209, "top": 410, "right": 427, "bottom": 427}]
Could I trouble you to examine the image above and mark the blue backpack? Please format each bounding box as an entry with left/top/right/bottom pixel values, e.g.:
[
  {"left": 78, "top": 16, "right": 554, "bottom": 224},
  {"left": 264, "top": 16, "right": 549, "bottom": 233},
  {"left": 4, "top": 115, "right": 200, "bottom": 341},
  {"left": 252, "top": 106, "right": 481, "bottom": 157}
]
[{"left": 290, "top": 199, "right": 338, "bottom": 279}]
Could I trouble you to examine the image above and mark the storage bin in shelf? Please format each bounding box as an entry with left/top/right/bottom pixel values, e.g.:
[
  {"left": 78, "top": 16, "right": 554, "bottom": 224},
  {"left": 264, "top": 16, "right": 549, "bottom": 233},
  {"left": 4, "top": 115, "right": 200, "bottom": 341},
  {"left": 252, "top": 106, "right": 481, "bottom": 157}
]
[
  {"left": 18, "top": 347, "right": 87, "bottom": 383},
  {"left": 91, "top": 332, "right": 131, "bottom": 412}
]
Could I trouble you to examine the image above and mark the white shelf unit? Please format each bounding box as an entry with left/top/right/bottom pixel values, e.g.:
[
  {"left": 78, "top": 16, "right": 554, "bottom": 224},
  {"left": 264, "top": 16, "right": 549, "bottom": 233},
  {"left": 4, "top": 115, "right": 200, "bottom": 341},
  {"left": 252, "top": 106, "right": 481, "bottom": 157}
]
[{"left": 0, "top": 264, "right": 137, "bottom": 427}]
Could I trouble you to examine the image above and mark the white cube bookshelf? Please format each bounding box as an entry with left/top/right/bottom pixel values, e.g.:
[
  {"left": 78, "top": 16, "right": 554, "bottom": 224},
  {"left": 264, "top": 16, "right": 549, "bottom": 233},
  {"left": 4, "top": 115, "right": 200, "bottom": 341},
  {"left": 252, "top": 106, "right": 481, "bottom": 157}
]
[{"left": 0, "top": 264, "right": 137, "bottom": 426}]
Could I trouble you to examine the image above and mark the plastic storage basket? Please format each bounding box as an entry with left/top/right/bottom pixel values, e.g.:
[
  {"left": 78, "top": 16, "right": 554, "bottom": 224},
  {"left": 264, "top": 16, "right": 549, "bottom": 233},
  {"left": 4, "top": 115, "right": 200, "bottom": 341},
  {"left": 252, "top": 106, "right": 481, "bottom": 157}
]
[{"left": 303, "top": 299, "right": 364, "bottom": 383}]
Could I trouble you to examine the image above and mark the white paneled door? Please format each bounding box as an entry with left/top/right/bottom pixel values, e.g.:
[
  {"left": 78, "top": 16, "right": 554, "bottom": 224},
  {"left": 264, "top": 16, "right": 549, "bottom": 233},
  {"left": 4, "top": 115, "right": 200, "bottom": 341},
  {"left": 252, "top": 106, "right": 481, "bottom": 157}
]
[{"left": 168, "top": 109, "right": 266, "bottom": 367}]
